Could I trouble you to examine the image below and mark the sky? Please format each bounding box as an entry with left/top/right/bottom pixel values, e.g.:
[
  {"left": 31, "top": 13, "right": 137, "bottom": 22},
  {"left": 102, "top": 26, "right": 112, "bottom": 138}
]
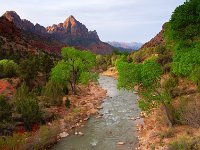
[{"left": 0, "top": 0, "right": 185, "bottom": 43}]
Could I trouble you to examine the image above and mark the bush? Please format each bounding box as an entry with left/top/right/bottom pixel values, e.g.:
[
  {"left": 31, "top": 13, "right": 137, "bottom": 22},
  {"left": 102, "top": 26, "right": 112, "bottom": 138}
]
[
  {"left": 0, "top": 133, "right": 27, "bottom": 150},
  {"left": 18, "top": 56, "right": 39, "bottom": 86},
  {"left": 159, "top": 128, "right": 175, "bottom": 140},
  {"left": 0, "top": 95, "right": 14, "bottom": 136},
  {"left": 180, "top": 99, "right": 200, "bottom": 128},
  {"left": 14, "top": 83, "right": 41, "bottom": 131},
  {"left": 170, "top": 0, "right": 200, "bottom": 41},
  {"left": 0, "top": 59, "right": 18, "bottom": 78},
  {"left": 0, "top": 95, "right": 12, "bottom": 122},
  {"left": 169, "top": 136, "right": 200, "bottom": 150},
  {"left": 65, "top": 98, "right": 71, "bottom": 109},
  {"left": 42, "top": 80, "right": 64, "bottom": 106}
]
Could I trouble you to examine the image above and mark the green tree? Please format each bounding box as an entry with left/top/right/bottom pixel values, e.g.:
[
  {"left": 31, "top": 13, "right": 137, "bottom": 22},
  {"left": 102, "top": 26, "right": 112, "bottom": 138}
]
[
  {"left": 0, "top": 59, "right": 18, "bottom": 78},
  {"left": 117, "top": 59, "right": 176, "bottom": 126},
  {"left": 38, "top": 53, "right": 54, "bottom": 80},
  {"left": 50, "top": 47, "right": 96, "bottom": 94},
  {"left": 172, "top": 44, "right": 200, "bottom": 76},
  {"left": 14, "top": 83, "right": 41, "bottom": 131},
  {"left": 170, "top": 0, "right": 200, "bottom": 40},
  {"left": 42, "top": 80, "right": 64, "bottom": 106},
  {"left": 18, "top": 56, "right": 39, "bottom": 86},
  {"left": 0, "top": 95, "right": 13, "bottom": 135}
]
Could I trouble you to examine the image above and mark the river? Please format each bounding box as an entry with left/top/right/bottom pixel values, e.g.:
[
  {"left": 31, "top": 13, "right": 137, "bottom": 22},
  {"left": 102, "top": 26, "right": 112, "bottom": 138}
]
[{"left": 50, "top": 75, "right": 142, "bottom": 150}]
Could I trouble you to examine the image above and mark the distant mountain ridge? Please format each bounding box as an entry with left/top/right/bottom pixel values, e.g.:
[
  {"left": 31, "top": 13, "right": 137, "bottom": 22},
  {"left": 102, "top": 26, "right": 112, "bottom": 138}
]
[
  {"left": 1, "top": 11, "right": 113, "bottom": 54},
  {"left": 107, "top": 41, "right": 143, "bottom": 52}
]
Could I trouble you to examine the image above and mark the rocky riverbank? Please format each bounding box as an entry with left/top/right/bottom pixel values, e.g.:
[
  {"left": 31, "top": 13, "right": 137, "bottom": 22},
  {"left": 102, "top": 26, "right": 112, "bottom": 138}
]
[
  {"left": 57, "top": 82, "right": 107, "bottom": 138},
  {"left": 0, "top": 82, "right": 107, "bottom": 150},
  {"left": 136, "top": 108, "right": 200, "bottom": 150},
  {"left": 101, "top": 67, "right": 118, "bottom": 79}
]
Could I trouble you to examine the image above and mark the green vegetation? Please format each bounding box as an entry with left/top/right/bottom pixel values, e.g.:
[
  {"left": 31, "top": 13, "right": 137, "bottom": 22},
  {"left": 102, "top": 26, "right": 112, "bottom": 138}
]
[
  {"left": 169, "top": 136, "right": 200, "bottom": 150},
  {"left": 117, "top": 59, "right": 177, "bottom": 126},
  {"left": 170, "top": 0, "right": 200, "bottom": 41},
  {"left": 96, "top": 50, "right": 129, "bottom": 71},
  {"left": 51, "top": 47, "right": 97, "bottom": 94},
  {"left": 0, "top": 59, "right": 18, "bottom": 78},
  {"left": 42, "top": 80, "right": 64, "bottom": 106},
  {"left": 0, "top": 95, "right": 13, "bottom": 136},
  {"left": 165, "top": 0, "right": 200, "bottom": 84},
  {"left": 14, "top": 83, "right": 41, "bottom": 131},
  {"left": 116, "top": 0, "right": 200, "bottom": 128}
]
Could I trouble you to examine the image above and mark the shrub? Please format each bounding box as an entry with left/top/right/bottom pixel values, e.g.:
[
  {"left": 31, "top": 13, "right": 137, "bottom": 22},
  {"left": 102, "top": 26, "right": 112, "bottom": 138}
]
[
  {"left": 18, "top": 56, "right": 39, "bottom": 86},
  {"left": 159, "top": 128, "right": 175, "bottom": 140},
  {"left": 169, "top": 136, "right": 200, "bottom": 150},
  {"left": 0, "top": 59, "right": 18, "bottom": 78},
  {"left": 65, "top": 98, "right": 71, "bottom": 109},
  {"left": 0, "top": 95, "right": 14, "bottom": 136},
  {"left": 180, "top": 99, "right": 200, "bottom": 128},
  {"left": 0, "top": 95, "right": 12, "bottom": 122},
  {"left": 42, "top": 80, "right": 64, "bottom": 106},
  {"left": 14, "top": 83, "right": 41, "bottom": 131},
  {"left": 0, "top": 133, "right": 27, "bottom": 150}
]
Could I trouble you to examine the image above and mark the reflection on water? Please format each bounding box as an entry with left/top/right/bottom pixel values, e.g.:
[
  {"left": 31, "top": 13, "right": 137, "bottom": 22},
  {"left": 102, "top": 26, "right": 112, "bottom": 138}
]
[{"left": 50, "top": 75, "right": 142, "bottom": 150}]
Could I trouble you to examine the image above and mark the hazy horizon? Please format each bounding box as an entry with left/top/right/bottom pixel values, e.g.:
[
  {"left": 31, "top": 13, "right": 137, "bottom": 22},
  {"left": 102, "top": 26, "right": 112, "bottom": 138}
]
[{"left": 0, "top": 0, "right": 185, "bottom": 43}]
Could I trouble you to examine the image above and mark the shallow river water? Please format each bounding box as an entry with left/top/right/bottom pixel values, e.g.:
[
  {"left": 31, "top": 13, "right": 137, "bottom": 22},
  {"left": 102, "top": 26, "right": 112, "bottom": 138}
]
[{"left": 51, "top": 75, "right": 142, "bottom": 150}]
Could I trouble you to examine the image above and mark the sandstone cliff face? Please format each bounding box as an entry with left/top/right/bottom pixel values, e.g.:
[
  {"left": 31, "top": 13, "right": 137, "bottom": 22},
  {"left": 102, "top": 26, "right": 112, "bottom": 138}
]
[
  {"left": 2, "top": 11, "right": 113, "bottom": 54},
  {"left": 3, "top": 11, "right": 48, "bottom": 36},
  {"left": 47, "top": 16, "right": 99, "bottom": 42},
  {"left": 0, "top": 16, "right": 65, "bottom": 55},
  {"left": 140, "top": 25, "right": 165, "bottom": 49}
]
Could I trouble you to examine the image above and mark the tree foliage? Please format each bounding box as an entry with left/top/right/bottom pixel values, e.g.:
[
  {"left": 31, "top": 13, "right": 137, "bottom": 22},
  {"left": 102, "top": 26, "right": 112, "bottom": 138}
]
[
  {"left": 172, "top": 43, "right": 200, "bottom": 77},
  {"left": 14, "top": 83, "right": 41, "bottom": 130},
  {"left": 117, "top": 59, "right": 177, "bottom": 126},
  {"left": 0, "top": 95, "right": 13, "bottom": 135},
  {"left": 50, "top": 47, "right": 96, "bottom": 94},
  {"left": 170, "top": 0, "right": 200, "bottom": 40},
  {"left": 42, "top": 80, "right": 64, "bottom": 106},
  {"left": 0, "top": 59, "right": 18, "bottom": 78},
  {"left": 116, "top": 59, "right": 162, "bottom": 90}
]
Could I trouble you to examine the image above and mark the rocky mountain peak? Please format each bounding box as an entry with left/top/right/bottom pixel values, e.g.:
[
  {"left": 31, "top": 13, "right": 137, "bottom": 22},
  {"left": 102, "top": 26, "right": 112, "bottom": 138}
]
[
  {"left": 3, "top": 10, "right": 47, "bottom": 36},
  {"left": 3, "top": 11, "right": 19, "bottom": 20},
  {"left": 3, "top": 11, "right": 24, "bottom": 29},
  {"left": 1, "top": 11, "right": 112, "bottom": 54},
  {"left": 63, "top": 15, "right": 78, "bottom": 29},
  {"left": 66, "top": 15, "right": 76, "bottom": 22}
]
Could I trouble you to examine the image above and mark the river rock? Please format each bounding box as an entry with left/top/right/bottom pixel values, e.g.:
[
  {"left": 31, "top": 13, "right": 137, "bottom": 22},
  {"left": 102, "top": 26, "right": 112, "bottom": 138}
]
[
  {"left": 80, "top": 100, "right": 87, "bottom": 105},
  {"left": 97, "top": 106, "right": 103, "bottom": 109},
  {"left": 89, "top": 108, "right": 98, "bottom": 115},
  {"left": 86, "top": 103, "right": 94, "bottom": 109},
  {"left": 116, "top": 142, "right": 125, "bottom": 145},
  {"left": 78, "top": 132, "right": 84, "bottom": 136},
  {"left": 130, "top": 117, "right": 136, "bottom": 120},
  {"left": 95, "top": 115, "right": 102, "bottom": 119},
  {"left": 83, "top": 117, "right": 89, "bottom": 121},
  {"left": 59, "top": 132, "right": 69, "bottom": 138}
]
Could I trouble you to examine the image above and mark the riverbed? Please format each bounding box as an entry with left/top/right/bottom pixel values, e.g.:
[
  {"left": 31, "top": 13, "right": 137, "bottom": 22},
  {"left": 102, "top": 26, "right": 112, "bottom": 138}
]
[{"left": 50, "top": 75, "right": 142, "bottom": 150}]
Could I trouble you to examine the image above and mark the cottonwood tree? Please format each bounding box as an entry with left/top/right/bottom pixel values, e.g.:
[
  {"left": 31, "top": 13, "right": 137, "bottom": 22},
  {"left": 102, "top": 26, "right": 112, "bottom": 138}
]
[
  {"left": 116, "top": 59, "right": 176, "bottom": 127},
  {"left": 50, "top": 47, "right": 97, "bottom": 94}
]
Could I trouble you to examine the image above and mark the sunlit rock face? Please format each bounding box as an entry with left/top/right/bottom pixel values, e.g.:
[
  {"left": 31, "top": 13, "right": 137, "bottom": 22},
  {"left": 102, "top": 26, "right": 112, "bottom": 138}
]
[{"left": 2, "top": 11, "right": 113, "bottom": 54}]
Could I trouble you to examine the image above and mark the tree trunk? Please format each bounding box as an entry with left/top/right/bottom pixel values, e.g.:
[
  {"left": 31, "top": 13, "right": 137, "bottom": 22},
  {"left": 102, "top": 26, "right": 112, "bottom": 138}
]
[
  {"left": 71, "top": 71, "right": 76, "bottom": 95},
  {"left": 162, "top": 102, "right": 174, "bottom": 127}
]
